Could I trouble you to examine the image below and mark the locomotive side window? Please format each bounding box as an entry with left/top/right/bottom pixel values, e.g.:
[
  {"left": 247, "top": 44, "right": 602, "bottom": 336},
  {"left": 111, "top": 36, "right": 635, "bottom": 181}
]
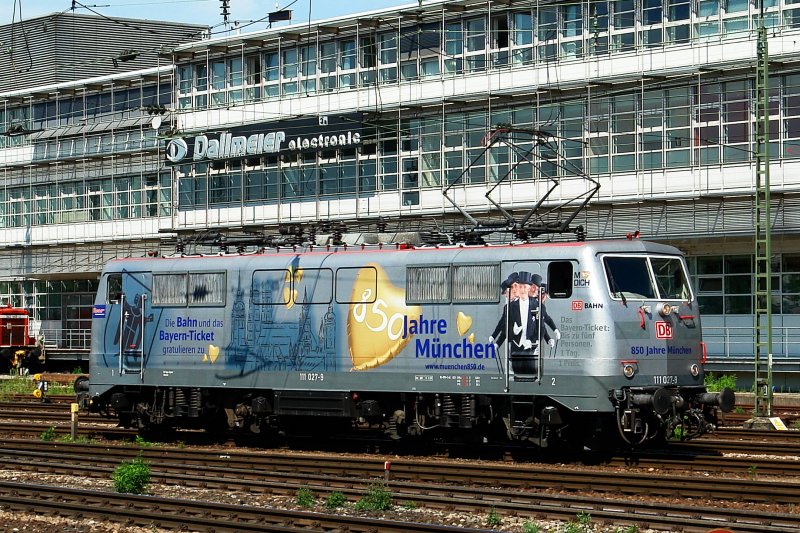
[
  {"left": 252, "top": 269, "right": 290, "bottom": 305},
  {"left": 188, "top": 272, "right": 226, "bottom": 306},
  {"left": 651, "top": 257, "right": 692, "bottom": 300},
  {"left": 152, "top": 273, "right": 188, "bottom": 306},
  {"left": 336, "top": 266, "right": 376, "bottom": 304},
  {"left": 602, "top": 257, "right": 655, "bottom": 300},
  {"left": 294, "top": 268, "right": 333, "bottom": 304},
  {"left": 546, "top": 261, "right": 573, "bottom": 298},
  {"left": 452, "top": 264, "right": 499, "bottom": 302},
  {"left": 406, "top": 265, "right": 450, "bottom": 304},
  {"left": 107, "top": 274, "right": 122, "bottom": 303}
]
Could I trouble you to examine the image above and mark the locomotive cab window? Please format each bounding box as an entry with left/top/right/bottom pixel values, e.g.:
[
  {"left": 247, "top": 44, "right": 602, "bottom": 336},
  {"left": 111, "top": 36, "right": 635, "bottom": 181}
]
[
  {"left": 651, "top": 257, "right": 692, "bottom": 300},
  {"left": 602, "top": 255, "right": 692, "bottom": 301},
  {"left": 546, "top": 261, "right": 573, "bottom": 298},
  {"left": 603, "top": 257, "right": 655, "bottom": 300},
  {"left": 107, "top": 274, "right": 122, "bottom": 303}
]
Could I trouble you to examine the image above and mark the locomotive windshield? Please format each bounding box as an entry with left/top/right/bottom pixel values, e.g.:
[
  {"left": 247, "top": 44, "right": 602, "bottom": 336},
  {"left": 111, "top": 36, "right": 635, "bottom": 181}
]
[{"left": 603, "top": 255, "right": 691, "bottom": 301}]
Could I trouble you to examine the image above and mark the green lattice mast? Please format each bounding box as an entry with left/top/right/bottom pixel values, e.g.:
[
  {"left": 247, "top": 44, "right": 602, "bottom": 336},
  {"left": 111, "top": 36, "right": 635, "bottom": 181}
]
[{"left": 753, "top": 4, "right": 773, "bottom": 418}]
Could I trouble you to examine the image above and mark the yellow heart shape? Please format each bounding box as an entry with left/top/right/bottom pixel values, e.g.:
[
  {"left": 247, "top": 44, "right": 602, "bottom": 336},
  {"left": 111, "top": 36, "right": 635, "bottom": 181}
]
[
  {"left": 202, "top": 354, "right": 208, "bottom": 362},
  {"left": 208, "top": 344, "right": 220, "bottom": 364},
  {"left": 457, "top": 311, "right": 473, "bottom": 336},
  {"left": 348, "top": 263, "right": 421, "bottom": 371}
]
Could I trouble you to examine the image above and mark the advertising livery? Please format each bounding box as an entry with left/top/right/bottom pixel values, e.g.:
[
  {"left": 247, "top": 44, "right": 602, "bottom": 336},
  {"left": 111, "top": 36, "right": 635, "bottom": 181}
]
[{"left": 79, "top": 239, "right": 734, "bottom": 449}]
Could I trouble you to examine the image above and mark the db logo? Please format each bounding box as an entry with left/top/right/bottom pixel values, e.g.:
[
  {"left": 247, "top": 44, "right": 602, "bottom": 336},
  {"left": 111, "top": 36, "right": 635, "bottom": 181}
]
[
  {"left": 655, "top": 321, "right": 673, "bottom": 339},
  {"left": 571, "top": 300, "right": 584, "bottom": 311}
]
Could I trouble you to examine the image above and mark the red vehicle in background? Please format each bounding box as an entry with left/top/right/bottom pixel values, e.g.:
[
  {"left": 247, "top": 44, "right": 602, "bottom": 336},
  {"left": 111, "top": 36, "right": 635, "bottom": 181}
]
[{"left": 0, "top": 304, "right": 44, "bottom": 373}]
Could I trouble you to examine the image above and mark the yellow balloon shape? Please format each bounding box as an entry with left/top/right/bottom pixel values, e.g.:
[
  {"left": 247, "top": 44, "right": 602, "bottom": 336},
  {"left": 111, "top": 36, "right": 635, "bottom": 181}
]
[
  {"left": 208, "top": 344, "right": 220, "bottom": 363},
  {"left": 456, "top": 311, "right": 473, "bottom": 336},
  {"left": 348, "top": 263, "right": 421, "bottom": 371},
  {"left": 283, "top": 287, "right": 297, "bottom": 309}
]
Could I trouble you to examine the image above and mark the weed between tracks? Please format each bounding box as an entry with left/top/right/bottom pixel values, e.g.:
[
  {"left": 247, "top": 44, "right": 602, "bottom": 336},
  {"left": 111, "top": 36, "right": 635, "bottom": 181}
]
[
  {"left": 0, "top": 375, "right": 73, "bottom": 399},
  {"left": 112, "top": 454, "right": 151, "bottom": 494}
]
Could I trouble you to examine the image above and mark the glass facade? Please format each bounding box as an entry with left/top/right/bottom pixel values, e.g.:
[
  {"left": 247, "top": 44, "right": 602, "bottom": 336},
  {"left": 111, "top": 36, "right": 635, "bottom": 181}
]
[
  {"left": 165, "top": 73, "right": 800, "bottom": 212},
  {"left": 0, "top": 73, "right": 171, "bottom": 344},
  {"left": 168, "top": 1, "right": 800, "bottom": 109}
]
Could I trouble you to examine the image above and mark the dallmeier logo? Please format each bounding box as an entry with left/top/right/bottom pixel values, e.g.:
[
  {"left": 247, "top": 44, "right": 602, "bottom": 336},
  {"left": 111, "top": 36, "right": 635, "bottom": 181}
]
[
  {"left": 165, "top": 129, "right": 361, "bottom": 164},
  {"left": 165, "top": 138, "right": 188, "bottom": 163}
]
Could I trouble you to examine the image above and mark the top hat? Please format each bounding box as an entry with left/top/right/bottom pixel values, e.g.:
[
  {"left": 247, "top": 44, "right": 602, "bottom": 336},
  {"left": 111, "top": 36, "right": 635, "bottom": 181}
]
[
  {"left": 530, "top": 273, "right": 543, "bottom": 287},
  {"left": 500, "top": 278, "right": 511, "bottom": 292},
  {"left": 517, "top": 271, "right": 534, "bottom": 285},
  {"left": 505, "top": 272, "right": 520, "bottom": 286}
]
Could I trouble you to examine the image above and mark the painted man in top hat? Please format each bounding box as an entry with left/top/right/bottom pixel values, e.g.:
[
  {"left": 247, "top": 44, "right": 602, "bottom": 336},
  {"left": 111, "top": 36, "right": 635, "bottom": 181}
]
[
  {"left": 507, "top": 271, "right": 540, "bottom": 375},
  {"left": 490, "top": 272, "right": 518, "bottom": 349},
  {"left": 529, "top": 276, "right": 560, "bottom": 355}
]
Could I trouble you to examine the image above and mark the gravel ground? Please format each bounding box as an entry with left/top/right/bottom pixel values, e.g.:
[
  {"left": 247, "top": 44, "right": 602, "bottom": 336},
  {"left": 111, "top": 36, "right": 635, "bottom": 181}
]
[
  {"left": 0, "top": 467, "right": 671, "bottom": 533},
  {"left": 0, "top": 439, "right": 796, "bottom": 533}
]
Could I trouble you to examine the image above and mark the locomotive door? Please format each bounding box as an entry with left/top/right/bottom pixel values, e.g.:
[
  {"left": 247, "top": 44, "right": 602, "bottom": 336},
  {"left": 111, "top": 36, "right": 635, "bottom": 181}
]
[
  {"left": 113, "top": 271, "right": 152, "bottom": 377},
  {"left": 500, "top": 261, "right": 544, "bottom": 386}
]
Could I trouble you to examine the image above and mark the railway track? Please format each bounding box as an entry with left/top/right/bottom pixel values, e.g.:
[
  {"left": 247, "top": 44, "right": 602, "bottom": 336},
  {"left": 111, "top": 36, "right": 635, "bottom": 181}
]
[
  {"left": 0, "top": 439, "right": 797, "bottom": 532},
  {"left": 0, "top": 480, "right": 483, "bottom": 533},
  {"left": 4, "top": 399, "right": 800, "bottom": 456}
]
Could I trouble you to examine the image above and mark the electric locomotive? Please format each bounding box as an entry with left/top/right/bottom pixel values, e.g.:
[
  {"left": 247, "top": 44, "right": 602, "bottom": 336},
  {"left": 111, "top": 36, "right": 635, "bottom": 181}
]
[{"left": 76, "top": 238, "right": 734, "bottom": 448}]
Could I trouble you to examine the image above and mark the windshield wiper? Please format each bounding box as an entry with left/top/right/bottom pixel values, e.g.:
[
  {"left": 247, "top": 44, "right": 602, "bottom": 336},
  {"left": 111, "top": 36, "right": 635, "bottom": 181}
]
[{"left": 607, "top": 268, "right": 628, "bottom": 307}]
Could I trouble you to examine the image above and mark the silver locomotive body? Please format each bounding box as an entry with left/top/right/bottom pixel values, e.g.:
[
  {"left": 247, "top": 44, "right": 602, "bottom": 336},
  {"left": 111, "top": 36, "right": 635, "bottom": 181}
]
[{"left": 77, "top": 239, "right": 733, "bottom": 448}]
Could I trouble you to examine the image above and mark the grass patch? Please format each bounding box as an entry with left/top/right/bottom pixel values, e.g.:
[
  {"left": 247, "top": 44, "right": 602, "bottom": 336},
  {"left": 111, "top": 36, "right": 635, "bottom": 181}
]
[
  {"left": 112, "top": 455, "right": 150, "bottom": 494},
  {"left": 0, "top": 376, "right": 73, "bottom": 400},
  {"left": 134, "top": 435, "right": 153, "bottom": 447},
  {"left": 324, "top": 491, "right": 347, "bottom": 510},
  {"left": 40, "top": 425, "right": 57, "bottom": 442},
  {"left": 486, "top": 506, "right": 501, "bottom": 527},
  {"left": 522, "top": 521, "right": 540, "bottom": 533},
  {"left": 354, "top": 482, "right": 392, "bottom": 512},
  {"left": 704, "top": 373, "right": 737, "bottom": 392},
  {"left": 296, "top": 486, "right": 315, "bottom": 508}
]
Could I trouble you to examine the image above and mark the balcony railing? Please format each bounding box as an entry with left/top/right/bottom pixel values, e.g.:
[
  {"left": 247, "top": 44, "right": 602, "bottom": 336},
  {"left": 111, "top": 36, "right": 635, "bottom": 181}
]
[
  {"left": 703, "top": 326, "right": 800, "bottom": 359},
  {"left": 39, "top": 328, "right": 91, "bottom": 350}
]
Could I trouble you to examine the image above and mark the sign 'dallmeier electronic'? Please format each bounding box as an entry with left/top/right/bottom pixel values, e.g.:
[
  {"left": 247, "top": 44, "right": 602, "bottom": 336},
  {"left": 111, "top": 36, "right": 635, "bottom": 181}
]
[{"left": 165, "top": 114, "right": 363, "bottom": 165}]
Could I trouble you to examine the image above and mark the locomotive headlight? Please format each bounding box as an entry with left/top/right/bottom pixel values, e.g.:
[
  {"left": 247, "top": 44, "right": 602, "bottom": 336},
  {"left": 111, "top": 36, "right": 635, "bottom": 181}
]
[
  {"left": 658, "top": 302, "right": 672, "bottom": 317},
  {"left": 690, "top": 363, "right": 700, "bottom": 377},
  {"left": 623, "top": 364, "right": 636, "bottom": 379}
]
